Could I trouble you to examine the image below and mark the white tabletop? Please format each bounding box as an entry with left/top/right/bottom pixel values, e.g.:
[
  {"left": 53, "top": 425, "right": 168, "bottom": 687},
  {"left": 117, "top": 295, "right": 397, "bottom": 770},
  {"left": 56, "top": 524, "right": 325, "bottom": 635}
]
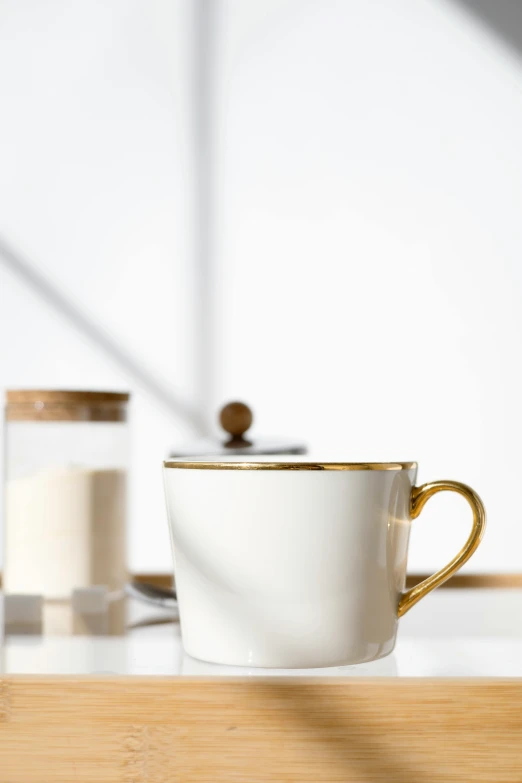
[{"left": 2, "top": 588, "right": 522, "bottom": 677}]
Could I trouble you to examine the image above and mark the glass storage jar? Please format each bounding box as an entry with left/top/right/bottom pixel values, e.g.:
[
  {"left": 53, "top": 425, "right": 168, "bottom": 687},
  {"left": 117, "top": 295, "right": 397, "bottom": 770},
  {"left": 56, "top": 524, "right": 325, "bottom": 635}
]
[{"left": 3, "top": 390, "right": 130, "bottom": 634}]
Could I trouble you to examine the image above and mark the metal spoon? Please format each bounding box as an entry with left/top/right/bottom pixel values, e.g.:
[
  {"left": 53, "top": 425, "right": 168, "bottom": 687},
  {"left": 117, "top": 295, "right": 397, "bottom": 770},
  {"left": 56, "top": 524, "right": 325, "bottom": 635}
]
[{"left": 124, "top": 581, "right": 177, "bottom": 610}]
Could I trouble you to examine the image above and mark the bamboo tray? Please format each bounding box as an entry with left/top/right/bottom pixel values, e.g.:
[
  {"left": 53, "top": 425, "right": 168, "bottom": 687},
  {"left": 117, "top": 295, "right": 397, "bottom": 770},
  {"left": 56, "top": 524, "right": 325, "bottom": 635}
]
[{"left": 2, "top": 587, "right": 522, "bottom": 782}]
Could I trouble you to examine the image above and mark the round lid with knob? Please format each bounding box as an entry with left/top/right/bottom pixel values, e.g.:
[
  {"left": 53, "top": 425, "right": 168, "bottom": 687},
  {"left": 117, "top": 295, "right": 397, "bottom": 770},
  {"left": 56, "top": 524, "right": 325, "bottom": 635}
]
[{"left": 169, "top": 401, "right": 306, "bottom": 457}]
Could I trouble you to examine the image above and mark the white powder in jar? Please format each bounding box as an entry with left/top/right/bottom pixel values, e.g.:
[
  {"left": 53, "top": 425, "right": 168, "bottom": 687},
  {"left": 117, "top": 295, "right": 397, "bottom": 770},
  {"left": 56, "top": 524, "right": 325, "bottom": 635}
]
[{"left": 4, "top": 466, "right": 127, "bottom": 599}]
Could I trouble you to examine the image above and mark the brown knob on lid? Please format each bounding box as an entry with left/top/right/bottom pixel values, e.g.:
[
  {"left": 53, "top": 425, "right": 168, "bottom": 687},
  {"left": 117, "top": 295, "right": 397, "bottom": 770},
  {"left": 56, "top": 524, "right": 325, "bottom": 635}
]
[{"left": 220, "top": 402, "right": 253, "bottom": 447}]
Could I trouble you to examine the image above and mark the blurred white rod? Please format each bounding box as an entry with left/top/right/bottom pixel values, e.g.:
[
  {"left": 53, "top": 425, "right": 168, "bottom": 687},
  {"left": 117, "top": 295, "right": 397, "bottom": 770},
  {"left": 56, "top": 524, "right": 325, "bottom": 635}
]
[{"left": 192, "top": 0, "right": 218, "bottom": 429}]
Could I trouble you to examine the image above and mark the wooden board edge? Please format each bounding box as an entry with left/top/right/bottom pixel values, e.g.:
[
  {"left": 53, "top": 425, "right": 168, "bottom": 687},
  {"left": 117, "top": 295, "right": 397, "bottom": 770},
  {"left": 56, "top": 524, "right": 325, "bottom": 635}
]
[
  {"left": 2, "top": 677, "right": 522, "bottom": 782},
  {"left": 2, "top": 572, "right": 522, "bottom": 590}
]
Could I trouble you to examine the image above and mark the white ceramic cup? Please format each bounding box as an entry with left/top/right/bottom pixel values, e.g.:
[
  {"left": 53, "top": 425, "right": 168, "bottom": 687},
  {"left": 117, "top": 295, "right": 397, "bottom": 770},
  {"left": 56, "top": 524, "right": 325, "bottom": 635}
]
[{"left": 163, "top": 458, "right": 485, "bottom": 668}]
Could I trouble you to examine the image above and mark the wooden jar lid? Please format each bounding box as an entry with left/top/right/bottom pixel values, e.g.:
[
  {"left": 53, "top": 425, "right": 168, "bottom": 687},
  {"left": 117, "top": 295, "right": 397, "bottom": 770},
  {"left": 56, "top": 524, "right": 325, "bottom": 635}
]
[
  {"left": 6, "top": 390, "right": 130, "bottom": 404},
  {"left": 5, "top": 390, "right": 130, "bottom": 422}
]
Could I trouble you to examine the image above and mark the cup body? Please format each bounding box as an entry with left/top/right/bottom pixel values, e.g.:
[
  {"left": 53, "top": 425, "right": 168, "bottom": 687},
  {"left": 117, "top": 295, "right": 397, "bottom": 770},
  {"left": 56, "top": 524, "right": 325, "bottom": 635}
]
[{"left": 163, "top": 460, "right": 417, "bottom": 668}]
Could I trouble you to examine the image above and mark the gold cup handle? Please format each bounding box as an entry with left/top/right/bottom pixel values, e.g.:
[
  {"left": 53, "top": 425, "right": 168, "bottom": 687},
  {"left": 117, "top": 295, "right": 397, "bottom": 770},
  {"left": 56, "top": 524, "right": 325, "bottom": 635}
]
[{"left": 398, "top": 480, "right": 486, "bottom": 617}]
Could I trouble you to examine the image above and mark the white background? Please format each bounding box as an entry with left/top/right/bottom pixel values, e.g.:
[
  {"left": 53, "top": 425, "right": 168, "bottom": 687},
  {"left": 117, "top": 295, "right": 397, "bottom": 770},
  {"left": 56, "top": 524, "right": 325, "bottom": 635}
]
[{"left": 1, "top": 0, "right": 521, "bottom": 574}]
